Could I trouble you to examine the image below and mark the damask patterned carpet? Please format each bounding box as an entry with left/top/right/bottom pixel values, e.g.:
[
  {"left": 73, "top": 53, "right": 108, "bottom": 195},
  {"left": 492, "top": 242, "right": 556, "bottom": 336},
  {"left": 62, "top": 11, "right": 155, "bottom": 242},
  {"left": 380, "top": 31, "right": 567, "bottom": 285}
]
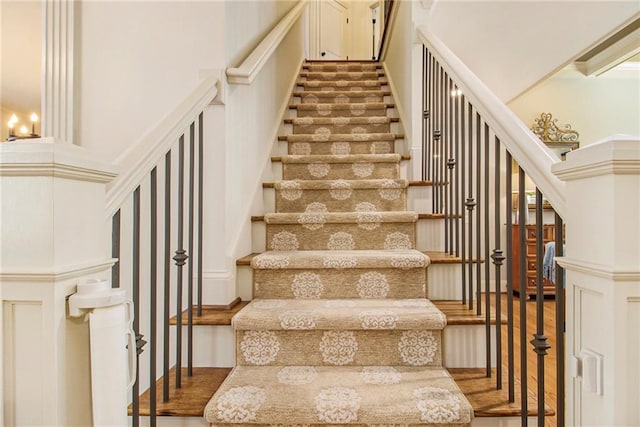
[{"left": 204, "top": 62, "right": 473, "bottom": 426}]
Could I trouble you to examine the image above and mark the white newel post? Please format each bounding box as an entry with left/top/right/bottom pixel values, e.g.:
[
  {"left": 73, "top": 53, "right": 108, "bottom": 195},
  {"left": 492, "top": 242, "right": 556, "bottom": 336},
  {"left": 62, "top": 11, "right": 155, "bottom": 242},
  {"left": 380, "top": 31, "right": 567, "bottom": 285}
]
[
  {"left": 0, "top": 138, "right": 118, "bottom": 426},
  {"left": 552, "top": 136, "right": 640, "bottom": 426}
]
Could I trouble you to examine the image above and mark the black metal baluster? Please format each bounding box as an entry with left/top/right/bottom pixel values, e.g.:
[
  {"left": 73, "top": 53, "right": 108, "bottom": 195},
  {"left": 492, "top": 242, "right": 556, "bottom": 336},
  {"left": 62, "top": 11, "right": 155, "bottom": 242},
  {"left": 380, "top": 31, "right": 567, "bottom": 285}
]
[
  {"left": 484, "top": 122, "right": 491, "bottom": 374},
  {"left": 132, "top": 187, "right": 141, "bottom": 427},
  {"left": 447, "top": 78, "right": 455, "bottom": 256},
  {"left": 518, "top": 167, "right": 528, "bottom": 423},
  {"left": 443, "top": 72, "right": 449, "bottom": 252},
  {"left": 163, "top": 151, "right": 171, "bottom": 402},
  {"left": 174, "top": 135, "right": 188, "bottom": 388},
  {"left": 197, "top": 112, "right": 204, "bottom": 316},
  {"left": 491, "top": 138, "right": 505, "bottom": 390},
  {"left": 466, "top": 105, "right": 475, "bottom": 310},
  {"left": 460, "top": 96, "right": 467, "bottom": 304},
  {"left": 454, "top": 90, "right": 460, "bottom": 257},
  {"left": 150, "top": 168, "right": 158, "bottom": 426},
  {"left": 111, "top": 211, "right": 121, "bottom": 288},
  {"left": 476, "top": 113, "right": 482, "bottom": 316},
  {"left": 439, "top": 65, "right": 445, "bottom": 214},
  {"left": 531, "top": 188, "right": 550, "bottom": 427},
  {"left": 505, "top": 151, "right": 515, "bottom": 402},
  {"left": 188, "top": 123, "right": 195, "bottom": 376},
  {"left": 433, "top": 64, "right": 441, "bottom": 214},
  {"left": 422, "top": 47, "right": 428, "bottom": 181},
  {"left": 555, "top": 212, "right": 565, "bottom": 427}
]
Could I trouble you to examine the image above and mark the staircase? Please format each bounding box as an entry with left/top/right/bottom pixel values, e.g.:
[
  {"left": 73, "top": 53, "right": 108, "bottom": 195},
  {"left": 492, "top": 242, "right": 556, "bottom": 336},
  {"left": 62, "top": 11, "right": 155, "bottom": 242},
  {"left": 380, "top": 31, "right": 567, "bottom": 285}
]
[{"left": 203, "top": 61, "right": 473, "bottom": 426}]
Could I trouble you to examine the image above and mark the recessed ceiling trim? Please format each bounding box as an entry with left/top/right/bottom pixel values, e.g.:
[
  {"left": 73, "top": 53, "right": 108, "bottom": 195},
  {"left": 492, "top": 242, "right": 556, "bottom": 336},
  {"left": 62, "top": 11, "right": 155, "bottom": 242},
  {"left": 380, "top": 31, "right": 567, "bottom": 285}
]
[{"left": 575, "top": 19, "right": 640, "bottom": 76}]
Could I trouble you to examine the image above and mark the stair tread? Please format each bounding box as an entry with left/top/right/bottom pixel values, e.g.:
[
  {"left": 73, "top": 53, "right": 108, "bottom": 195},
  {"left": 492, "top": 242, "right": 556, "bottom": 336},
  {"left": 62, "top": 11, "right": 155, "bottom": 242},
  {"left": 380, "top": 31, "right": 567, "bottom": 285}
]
[
  {"left": 448, "top": 368, "right": 554, "bottom": 417},
  {"left": 281, "top": 132, "right": 402, "bottom": 142},
  {"left": 299, "top": 71, "right": 385, "bottom": 78},
  {"left": 433, "top": 300, "right": 507, "bottom": 325},
  {"left": 294, "top": 90, "right": 391, "bottom": 96},
  {"left": 290, "top": 102, "right": 395, "bottom": 110},
  {"left": 170, "top": 300, "right": 250, "bottom": 325},
  {"left": 423, "top": 251, "right": 485, "bottom": 264},
  {"left": 279, "top": 153, "right": 400, "bottom": 163},
  {"left": 251, "top": 249, "right": 429, "bottom": 270},
  {"left": 273, "top": 178, "right": 408, "bottom": 189},
  {"left": 265, "top": 210, "right": 418, "bottom": 224},
  {"left": 130, "top": 367, "right": 231, "bottom": 417},
  {"left": 285, "top": 116, "right": 397, "bottom": 124},
  {"left": 233, "top": 298, "right": 446, "bottom": 331},
  {"left": 204, "top": 365, "right": 472, "bottom": 425}
]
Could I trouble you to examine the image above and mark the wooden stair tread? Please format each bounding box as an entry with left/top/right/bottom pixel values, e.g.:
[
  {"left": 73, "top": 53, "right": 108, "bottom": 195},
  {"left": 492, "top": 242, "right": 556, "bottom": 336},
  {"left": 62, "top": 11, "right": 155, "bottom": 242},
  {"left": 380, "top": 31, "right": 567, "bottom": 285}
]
[
  {"left": 423, "top": 251, "right": 484, "bottom": 264},
  {"left": 408, "top": 180, "right": 433, "bottom": 186},
  {"left": 433, "top": 300, "right": 506, "bottom": 325},
  {"left": 236, "top": 253, "right": 259, "bottom": 265},
  {"left": 129, "top": 367, "right": 231, "bottom": 417},
  {"left": 448, "top": 368, "right": 554, "bottom": 417},
  {"left": 271, "top": 153, "right": 409, "bottom": 161},
  {"left": 169, "top": 299, "right": 249, "bottom": 326},
  {"left": 288, "top": 102, "right": 396, "bottom": 109},
  {"left": 277, "top": 133, "right": 405, "bottom": 141},
  {"left": 283, "top": 117, "right": 399, "bottom": 124}
]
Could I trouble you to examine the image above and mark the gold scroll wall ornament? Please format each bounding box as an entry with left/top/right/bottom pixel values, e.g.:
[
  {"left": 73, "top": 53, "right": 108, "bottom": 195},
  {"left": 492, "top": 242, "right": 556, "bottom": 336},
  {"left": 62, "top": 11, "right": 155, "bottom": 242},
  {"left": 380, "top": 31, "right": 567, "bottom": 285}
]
[{"left": 531, "top": 113, "right": 580, "bottom": 144}]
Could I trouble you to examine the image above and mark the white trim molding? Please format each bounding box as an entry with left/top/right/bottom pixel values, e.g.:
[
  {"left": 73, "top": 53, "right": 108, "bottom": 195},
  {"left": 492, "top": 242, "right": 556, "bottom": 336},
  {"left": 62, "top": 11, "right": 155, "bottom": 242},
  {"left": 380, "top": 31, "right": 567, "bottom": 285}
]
[
  {"left": 0, "top": 137, "right": 118, "bottom": 183},
  {"left": 0, "top": 259, "right": 117, "bottom": 283},
  {"left": 557, "top": 257, "right": 640, "bottom": 282},
  {"left": 552, "top": 135, "right": 640, "bottom": 181},
  {"left": 226, "top": 0, "right": 308, "bottom": 85},
  {"left": 42, "top": 0, "right": 75, "bottom": 144}
]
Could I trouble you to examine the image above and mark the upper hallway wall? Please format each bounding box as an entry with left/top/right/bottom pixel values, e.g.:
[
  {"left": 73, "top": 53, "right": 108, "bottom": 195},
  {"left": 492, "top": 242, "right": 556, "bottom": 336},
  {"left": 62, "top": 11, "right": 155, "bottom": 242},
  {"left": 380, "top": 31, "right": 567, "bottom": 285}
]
[
  {"left": 225, "top": 0, "right": 298, "bottom": 66},
  {"left": 509, "top": 65, "right": 640, "bottom": 147},
  {"left": 76, "top": 1, "right": 226, "bottom": 162},
  {"left": 428, "top": 1, "right": 640, "bottom": 103}
]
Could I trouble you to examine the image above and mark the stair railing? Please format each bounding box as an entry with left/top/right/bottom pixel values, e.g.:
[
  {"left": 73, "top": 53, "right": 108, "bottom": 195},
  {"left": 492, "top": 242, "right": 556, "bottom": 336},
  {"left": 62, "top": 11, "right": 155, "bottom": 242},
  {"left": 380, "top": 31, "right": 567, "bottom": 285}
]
[
  {"left": 419, "top": 27, "right": 566, "bottom": 427},
  {"left": 106, "top": 74, "right": 218, "bottom": 426}
]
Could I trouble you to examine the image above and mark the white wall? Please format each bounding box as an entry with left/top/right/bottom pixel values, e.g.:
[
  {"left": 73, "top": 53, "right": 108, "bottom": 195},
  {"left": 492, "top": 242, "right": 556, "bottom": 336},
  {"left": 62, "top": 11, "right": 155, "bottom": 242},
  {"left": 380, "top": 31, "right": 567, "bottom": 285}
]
[
  {"left": 223, "top": 1, "right": 305, "bottom": 275},
  {"left": 76, "top": 1, "right": 225, "bottom": 162},
  {"left": 509, "top": 65, "right": 640, "bottom": 147},
  {"left": 383, "top": 0, "right": 413, "bottom": 145},
  {"left": 428, "top": 1, "right": 640, "bottom": 103},
  {"left": 0, "top": 0, "right": 42, "bottom": 140}
]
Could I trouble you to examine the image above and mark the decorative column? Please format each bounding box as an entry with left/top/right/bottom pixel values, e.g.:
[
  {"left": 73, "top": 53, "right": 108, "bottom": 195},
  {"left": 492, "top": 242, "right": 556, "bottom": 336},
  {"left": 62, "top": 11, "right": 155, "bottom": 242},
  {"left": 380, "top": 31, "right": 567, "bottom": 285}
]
[
  {"left": 0, "top": 138, "right": 117, "bottom": 426},
  {"left": 42, "top": 0, "right": 75, "bottom": 144},
  {"left": 552, "top": 136, "right": 640, "bottom": 426}
]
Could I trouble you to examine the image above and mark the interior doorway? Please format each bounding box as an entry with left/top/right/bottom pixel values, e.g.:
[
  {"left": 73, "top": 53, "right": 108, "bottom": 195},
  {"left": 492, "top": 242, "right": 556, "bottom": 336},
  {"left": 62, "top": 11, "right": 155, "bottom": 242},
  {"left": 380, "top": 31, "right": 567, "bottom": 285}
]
[{"left": 308, "top": 0, "right": 385, "bottom": 61}]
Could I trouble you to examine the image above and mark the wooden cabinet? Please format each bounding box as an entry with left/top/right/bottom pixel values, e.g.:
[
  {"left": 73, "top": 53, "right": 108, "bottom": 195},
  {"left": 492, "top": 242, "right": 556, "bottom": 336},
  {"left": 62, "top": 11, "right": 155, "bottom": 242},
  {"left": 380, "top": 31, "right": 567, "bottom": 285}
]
[{"left": 511, "top": 224, "right": 556, "bottom": 298}]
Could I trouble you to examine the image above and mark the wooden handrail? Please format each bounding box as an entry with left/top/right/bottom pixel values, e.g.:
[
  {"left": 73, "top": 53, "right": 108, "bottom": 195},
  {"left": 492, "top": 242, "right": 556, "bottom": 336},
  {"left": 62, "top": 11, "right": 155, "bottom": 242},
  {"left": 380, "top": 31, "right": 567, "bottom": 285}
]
[
  {"left": 417, "top": 25, "right": 566, "bottom": 218},
  {"left": 226, "top": 0, "right": 308, "bottom": 85},
  {"left": 105, "top": 74, "right": 219, "bottom": 218}
]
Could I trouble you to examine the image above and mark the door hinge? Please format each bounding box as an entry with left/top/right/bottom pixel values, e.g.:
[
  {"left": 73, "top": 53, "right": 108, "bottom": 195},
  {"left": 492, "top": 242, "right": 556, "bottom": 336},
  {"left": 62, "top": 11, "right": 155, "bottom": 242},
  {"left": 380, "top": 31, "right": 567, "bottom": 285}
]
[{"left": 347, "top": 18, "right": 349, "bottom": 24}]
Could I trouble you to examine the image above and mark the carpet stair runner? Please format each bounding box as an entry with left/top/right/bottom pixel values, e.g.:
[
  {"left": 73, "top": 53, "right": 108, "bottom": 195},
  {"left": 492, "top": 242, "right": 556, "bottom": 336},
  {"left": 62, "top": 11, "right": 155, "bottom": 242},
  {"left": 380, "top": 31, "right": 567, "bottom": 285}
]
[{"left": 204, "top": 61, "right": 473, "bottom": 426}]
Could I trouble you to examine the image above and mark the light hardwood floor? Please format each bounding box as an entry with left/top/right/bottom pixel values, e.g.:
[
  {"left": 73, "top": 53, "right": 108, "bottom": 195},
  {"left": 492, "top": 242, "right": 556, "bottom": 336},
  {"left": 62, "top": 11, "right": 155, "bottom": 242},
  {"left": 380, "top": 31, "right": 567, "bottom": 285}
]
[{"left": 492, "top": 293, "right": 560, "bottom": 427}]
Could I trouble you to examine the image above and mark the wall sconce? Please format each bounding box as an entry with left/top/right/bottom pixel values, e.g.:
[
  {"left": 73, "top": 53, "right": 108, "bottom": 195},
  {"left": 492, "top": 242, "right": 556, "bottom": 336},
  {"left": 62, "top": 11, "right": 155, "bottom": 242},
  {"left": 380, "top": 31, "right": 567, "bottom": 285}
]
[{"left": 6, "top": 113, "right": 40, "bottom": 142}]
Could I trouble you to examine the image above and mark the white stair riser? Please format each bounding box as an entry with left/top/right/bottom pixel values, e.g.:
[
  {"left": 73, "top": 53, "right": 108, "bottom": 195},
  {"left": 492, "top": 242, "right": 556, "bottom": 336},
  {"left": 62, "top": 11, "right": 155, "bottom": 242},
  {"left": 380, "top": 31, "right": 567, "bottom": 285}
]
[
  {"left": 176, "top": 325, "right": 236, "bottom": 368},
  {"left": 137, "top": 417, "right": 208, "bottom": 427},
  {"left": 428, "top": 263, "right": 503, "bottom": 300},
  {"left": 416, "top": 218, "right": 444, "bottom": 252},
  {"left": 408, "top": 185, "right": 433, "bottom": 213},
  {"left": 237, "top": 265, "right": 254, "bottom": 301},
  {"left": 443, "top": 324, "right": 497, "bottom": 368},
  {"left": 472, "top": 417, "right": 538, "bottom": 426}
]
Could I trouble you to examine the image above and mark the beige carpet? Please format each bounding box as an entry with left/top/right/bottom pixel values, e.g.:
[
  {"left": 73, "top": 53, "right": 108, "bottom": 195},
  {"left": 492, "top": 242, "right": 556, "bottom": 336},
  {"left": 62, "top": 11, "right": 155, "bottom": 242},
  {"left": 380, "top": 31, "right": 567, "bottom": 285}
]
[{"left": 204, "top": 61, "right": 473, "bottom": 426}]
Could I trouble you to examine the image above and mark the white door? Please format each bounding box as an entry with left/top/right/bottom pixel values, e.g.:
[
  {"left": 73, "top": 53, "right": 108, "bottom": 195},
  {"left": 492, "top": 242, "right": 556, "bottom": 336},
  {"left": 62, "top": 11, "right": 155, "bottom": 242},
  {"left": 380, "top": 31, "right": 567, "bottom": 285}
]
[{"left": 319, "top": 0, "right": 348, "bottom": 60}]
